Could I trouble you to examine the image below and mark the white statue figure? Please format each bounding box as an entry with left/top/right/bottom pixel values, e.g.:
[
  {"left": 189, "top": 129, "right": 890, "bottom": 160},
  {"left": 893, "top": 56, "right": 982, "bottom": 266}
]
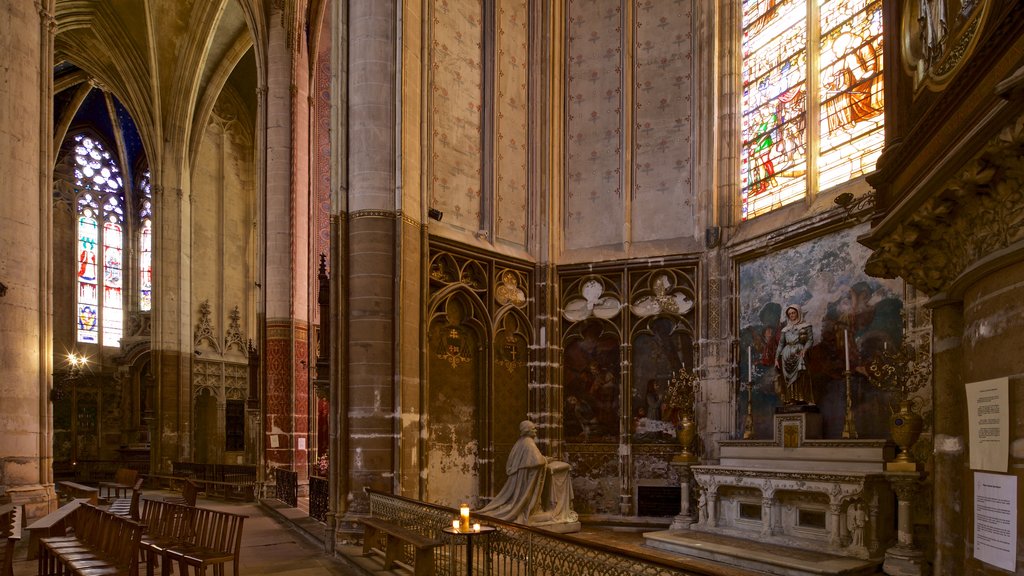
[
  {"left": 477, "top": 420, "right": 579, "bottom": 531},
  {"left": 847, "top": 502, "right": 867, "bottom": 548}
]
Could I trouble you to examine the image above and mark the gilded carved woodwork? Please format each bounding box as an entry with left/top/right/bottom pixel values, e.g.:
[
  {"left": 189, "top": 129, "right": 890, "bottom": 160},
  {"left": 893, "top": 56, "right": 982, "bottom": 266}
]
[{"left": 865, "top": 112, "right": 1024, "bottom": 294}]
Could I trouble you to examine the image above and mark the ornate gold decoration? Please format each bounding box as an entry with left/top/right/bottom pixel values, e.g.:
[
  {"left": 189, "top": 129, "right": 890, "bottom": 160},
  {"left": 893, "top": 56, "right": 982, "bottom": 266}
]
[
  {"left": 866, "top": 113, "right": 1024, "bottom": 294},
  {"left": 497, "top": 332, "right": 525, "bottom": 374},
  {"left": 437, "top": 327, "right": 471, "bottom": 369},
  {"left": 666, "top": 366, "right": 701, "bottom": 462},
  {"left": 495, "top": 270, "right": 527, "bottom": 307},
  {"left": 901, "top": 0, "right": 988, "bottom": 92},
  {"left": 867, "top": 338, "right": 931, "bottom": 470}
]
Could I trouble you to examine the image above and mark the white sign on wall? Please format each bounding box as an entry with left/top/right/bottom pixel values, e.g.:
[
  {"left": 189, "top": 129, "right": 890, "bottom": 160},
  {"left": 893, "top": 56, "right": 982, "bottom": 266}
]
[{"left": 974, "top": 472, "right": 1017, "bottom": 572}]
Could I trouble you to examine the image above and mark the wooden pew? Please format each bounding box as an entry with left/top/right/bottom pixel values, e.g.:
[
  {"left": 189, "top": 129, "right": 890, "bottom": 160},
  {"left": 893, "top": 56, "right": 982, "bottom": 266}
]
[
  {"left": 361, "top": 516, "right": 442, "bottom": 576},
  {"left": 24, "top": 498, "right": 91, "bottom": 560},
  {"left": 107, "top": 477, "right": 146, "bottom": 520},
  {"left": 56, "top": 481, "right": 100, "bottom": 504}
]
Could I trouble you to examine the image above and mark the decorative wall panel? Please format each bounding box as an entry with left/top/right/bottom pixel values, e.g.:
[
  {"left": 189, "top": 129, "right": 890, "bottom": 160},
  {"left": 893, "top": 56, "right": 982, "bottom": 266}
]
[
  {"left": 565, "top": 0, "right": 625, "bottom": 249},
  {"left": 495, "top": 0, "right": 530, "bottom": 248},
  {"left": 632, "top": 0, "right": 694, "bottom": 242},
  {"left": 430, "top": 0, "right": 484, "bottom": 233}
]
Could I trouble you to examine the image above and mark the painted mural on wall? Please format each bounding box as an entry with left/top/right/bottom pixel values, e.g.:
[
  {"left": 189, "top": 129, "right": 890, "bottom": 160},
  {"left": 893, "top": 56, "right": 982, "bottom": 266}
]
[
  {"left": 631, "top": 317, "right": 695, "bottom": 443},
  {"left": 563, "top": 319, "right": 621, "bottom": 443},
  {"left": 738, "top": 223, "right": 904, "bottom": 439}
]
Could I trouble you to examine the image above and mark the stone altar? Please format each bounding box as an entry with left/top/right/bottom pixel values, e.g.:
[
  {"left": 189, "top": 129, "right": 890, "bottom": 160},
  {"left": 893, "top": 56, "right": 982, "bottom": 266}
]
[{"left": 645, "top": 413, "right": 896, "bottom": 575}]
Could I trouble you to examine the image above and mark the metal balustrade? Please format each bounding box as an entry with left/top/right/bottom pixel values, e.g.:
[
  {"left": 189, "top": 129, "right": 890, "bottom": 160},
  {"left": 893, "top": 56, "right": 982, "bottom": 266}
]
[{"left": 366, "top": 488, "right": 708, "bottom": 576}]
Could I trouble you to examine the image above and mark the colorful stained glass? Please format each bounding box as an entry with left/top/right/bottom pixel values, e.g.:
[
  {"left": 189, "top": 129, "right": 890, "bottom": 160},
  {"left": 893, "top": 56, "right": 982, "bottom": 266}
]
[
  {"left": 72, "top": 135, "right": 125, "bottom": 346},
  {"left": 741, "top": 0, "right": 884, "bottom": 219},
  {"left": 140, "top": 220, "right": 152, "bottom": 312},
  {"left": 139, "top": 171, "right": 152, "bottom": 312}
]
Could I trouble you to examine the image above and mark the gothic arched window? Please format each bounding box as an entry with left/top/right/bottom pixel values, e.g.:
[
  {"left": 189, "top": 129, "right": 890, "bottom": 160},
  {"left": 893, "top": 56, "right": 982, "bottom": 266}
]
[
  {"left": 741, "top": 0, "right": 884, "bottom": 219},
  {"left": 74, "top": 134, "right": 126, "bottom": 345}
]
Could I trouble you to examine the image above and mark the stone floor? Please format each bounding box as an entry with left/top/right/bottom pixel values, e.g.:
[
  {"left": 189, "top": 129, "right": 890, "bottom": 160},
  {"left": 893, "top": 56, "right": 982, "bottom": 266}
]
[{"left": 11, "top": 492, "right": 769, "bottom": 575}]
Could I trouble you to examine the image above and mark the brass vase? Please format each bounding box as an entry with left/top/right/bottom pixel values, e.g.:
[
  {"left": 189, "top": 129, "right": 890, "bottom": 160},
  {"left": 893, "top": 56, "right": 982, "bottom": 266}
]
[
  {"left": 675, "top": 415, "right": 697, "bottom": 463},
  {"left": 888, "top": 400, "right": 922, "bottom": 471}
]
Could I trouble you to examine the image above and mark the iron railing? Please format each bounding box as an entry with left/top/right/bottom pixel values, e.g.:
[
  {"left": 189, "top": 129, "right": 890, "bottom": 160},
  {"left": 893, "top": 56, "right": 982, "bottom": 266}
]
[
  {"left": 366, "top": 489, "right": 710, "bottom": 576},
  {"left": 309, "top": 475, "right": 329, "bottom": 522},
  {"left": 272, "top": 467, "right": 298, "bottom": 507},
  {"left": 170, "top": 462, "right": 258, "bottom": 500}
]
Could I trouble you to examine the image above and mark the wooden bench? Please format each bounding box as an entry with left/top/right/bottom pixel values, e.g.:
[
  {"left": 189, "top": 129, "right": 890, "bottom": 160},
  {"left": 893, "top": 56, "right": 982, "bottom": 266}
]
[
  {"left": 1, "top": 504, "right": 22, "bottom": 576},
  {"left": 361, "top": 517, "right": 441, "bottom": 576},
  {"left": 162, "top": 505, "right": 246, "bottom": 576},
  {"left": 38, "top": 503, "right": 142, "bottom": 576},
  {"left": 100, "top": 468, "right": 139, "bottom": 500},
  {"left": 56, "top": 481, "right": 100, "bottom": 504},
  {"left": 24, "top": 498, "right": 92, "bottom": 560}
]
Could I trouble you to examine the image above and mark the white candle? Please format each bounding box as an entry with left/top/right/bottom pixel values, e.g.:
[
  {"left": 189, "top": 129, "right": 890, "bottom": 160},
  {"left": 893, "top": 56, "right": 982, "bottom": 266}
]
[
  {"left": 844, "top": 330, "right": 850, "bottom": 371},
  {"left": 452, "top": 519, "right": 461, "bottom": 530},
  {"left": 472, "top": 523, "right": 481, "bottom": 532},
  {"left": 460, "top": 504, "right": 470, "bottom": 530},
  {"left": 747, "top": 346, "right": 753, "bottom": 383}
]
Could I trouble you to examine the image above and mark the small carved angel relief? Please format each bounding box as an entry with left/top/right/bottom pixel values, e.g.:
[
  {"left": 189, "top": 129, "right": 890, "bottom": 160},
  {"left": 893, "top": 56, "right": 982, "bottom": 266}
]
[
  {"left": 630, "top": 274, "right": 693, "bottom": 317},
  {"left": 562, "top": 278, "right": 621, "bottom": 322}
]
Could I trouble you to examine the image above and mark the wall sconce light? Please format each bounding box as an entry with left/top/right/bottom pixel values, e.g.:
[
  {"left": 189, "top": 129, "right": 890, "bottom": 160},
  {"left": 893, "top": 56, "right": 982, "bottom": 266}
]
[{"left": 428, "top": 208, "right": 443, "bottom": 221}]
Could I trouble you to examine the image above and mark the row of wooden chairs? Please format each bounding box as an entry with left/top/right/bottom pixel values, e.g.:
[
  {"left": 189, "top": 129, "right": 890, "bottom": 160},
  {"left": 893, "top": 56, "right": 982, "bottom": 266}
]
[
  {"left": 137, "top": 499, "right": 246, "bottom": 576},
  {"left": 38, "top": 503, "right": 142, "bottom": 576}
]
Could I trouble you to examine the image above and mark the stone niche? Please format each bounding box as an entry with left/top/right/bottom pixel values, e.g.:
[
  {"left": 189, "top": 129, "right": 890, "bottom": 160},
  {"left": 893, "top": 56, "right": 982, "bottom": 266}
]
[{"left": 690, "top": 413, "right": 895, "bottom": 560}]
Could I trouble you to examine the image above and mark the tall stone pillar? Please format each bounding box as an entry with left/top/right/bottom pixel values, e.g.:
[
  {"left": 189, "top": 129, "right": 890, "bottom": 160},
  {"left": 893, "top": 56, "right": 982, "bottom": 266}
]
[
  {"left": 929, "top": 301, "right": 964, "bottom": 574},
  {"left": 0, "top": 0, "right": 57, "bottom": 520},
  {"left": 341, "top": 0, "right": 398, "bottom": 519},
  {"left": 263, "top": 3, "right": 312, "bottom": 477}
]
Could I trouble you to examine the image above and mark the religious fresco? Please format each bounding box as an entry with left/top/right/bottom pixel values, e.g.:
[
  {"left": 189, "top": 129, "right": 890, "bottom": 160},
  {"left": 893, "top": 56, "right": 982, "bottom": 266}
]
[
  {"left": 738, "top": 223, "right": 904, "bottom": 439},
  {"left": 563, "top": 319, "right": 621, "bottom": 443},
  {"left": 630, "top": 316, "right": 694, "bottom": 443}
]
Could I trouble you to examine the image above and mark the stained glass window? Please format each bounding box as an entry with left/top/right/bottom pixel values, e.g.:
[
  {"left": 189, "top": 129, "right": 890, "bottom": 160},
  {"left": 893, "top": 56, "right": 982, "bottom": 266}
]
[
  {"left": 73, "top": 134, "right": 125, "bottom": 346},
  {"left": 139, "top": 171, "right": 153, "bottom": 312},
  {"left": 741, "top": 0, "right": 883, "bottom": 219}
]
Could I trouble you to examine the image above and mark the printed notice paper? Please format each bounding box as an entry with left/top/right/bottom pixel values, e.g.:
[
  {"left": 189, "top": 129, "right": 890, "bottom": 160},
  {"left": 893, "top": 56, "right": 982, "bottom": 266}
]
[
  {"left": 965, "top": 377, "right": 1009, "bottom": 472},
  {"left": 974, "top": 472, "right": 1017, "bottom": 572}
]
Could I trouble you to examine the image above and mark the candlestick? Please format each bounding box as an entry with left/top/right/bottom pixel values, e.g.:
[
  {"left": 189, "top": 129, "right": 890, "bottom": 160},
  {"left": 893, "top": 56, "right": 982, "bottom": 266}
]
[
  {"left": 844, "top": 330, "right": 850, "bottom": 371},
  {"left": 460, "top": 504, "right": 470, "bottom": 530},
  {"left": 747, "top": 346, "right": 752, "bottom": 383}
]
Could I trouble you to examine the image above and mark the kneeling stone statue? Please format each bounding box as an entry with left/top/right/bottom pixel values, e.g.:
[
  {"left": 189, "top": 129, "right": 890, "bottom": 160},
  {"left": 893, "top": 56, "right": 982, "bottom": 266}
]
[{"left": 476, "top": 420, "right": 580, "bottom": 533}]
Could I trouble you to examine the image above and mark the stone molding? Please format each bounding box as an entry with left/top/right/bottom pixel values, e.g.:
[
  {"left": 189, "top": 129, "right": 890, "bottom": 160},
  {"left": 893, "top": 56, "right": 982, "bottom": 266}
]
[{"left": 865, "top": 112, "right": 1024, "bottom": 294}]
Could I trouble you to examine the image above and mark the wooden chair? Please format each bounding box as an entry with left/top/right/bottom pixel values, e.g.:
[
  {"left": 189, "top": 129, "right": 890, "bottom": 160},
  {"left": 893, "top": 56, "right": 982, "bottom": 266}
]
[
  {"left": 100, "top": 469, "right": 139, "bottom": 501},
  {"left": 163, "top": 506, "right": 246, "bottom": 576},
  {"left": 1, "top": 504, "right": 21, "bottom": 576},
  {"left": 108, "top": 477, "right": 146, "bottom": 520},
  {"left": 138, "top": 500, "right": 197, "bottom": 576},
  {"left": 162, "top": 479, "right": 199, "bottom": 508}
]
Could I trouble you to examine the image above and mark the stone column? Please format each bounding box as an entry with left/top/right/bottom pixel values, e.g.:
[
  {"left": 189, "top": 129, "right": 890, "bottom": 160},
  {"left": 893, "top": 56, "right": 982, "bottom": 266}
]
[
  {"left": 884, "top": 471, "right": 926, "bottom": 576},
  {"left": 929, "top": 301, "right": 964, "bottom": 574},
  {"left": 669, "top": 461, "right": 694, "bottom": 529},
  {"left": 263, "top": 2, "right": 312, "bottom": 476},
  {"left": 760, "top": 495, "right": 775, "bottom": 536},
  {"left": 0, "top": 0, "right": 57, "bottom": 520},
  {"left": 341, "top": 0, "right": 399, "bottom": 519}
]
